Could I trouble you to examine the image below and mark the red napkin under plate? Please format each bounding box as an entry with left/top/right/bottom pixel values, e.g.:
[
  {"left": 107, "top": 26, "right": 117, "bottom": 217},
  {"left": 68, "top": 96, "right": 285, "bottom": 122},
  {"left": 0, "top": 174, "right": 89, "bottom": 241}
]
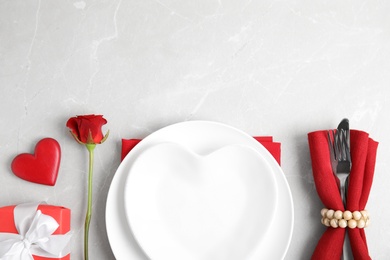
[{"left": 121, "top": 136, "right": 281, "bottom": 165}]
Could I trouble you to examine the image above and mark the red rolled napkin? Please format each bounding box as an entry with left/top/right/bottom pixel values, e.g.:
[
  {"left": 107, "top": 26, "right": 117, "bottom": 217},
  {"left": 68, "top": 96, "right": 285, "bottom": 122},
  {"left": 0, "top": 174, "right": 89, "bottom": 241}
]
[
  {"left": 308, "top": 130, "right": 378, "bottom": 260},
  {"left": 121, "top": 136, "right": 281, "bottom": 165}
]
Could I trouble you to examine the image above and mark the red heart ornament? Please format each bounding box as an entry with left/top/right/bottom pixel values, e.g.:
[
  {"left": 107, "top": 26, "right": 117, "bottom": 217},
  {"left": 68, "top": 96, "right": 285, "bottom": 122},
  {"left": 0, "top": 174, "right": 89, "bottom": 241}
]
[{"left": 11, "top": 138, "right": 61, "bottom": 186}]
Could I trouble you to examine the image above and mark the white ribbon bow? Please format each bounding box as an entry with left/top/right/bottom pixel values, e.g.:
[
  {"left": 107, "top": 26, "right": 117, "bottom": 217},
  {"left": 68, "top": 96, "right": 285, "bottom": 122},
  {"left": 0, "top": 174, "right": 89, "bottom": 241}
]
[{"left": 0, "top": 202, "right": 71, "bottom": 260}]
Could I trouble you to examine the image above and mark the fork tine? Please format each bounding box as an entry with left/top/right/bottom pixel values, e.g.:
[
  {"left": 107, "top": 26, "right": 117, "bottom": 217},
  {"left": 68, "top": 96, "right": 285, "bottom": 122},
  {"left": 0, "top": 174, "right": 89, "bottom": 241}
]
[
  {"left": 327, "top": 130, "right": 336, "bottom": 161},
  {"left": 337, "top": 129, "right": 343, "bottom": 160},
  {"left": 332, "top": 129, "right": 341, "bottom": 160}
]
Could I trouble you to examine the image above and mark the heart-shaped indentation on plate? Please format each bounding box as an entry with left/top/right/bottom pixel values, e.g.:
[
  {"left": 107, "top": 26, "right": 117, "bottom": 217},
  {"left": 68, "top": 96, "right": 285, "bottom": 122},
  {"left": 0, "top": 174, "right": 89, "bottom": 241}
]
[
  {"left": 124, "top": 143, "right": 278, "bottom": 260},
  {"left": 11, "top": 138, "right": 61, "bottom": 186}
]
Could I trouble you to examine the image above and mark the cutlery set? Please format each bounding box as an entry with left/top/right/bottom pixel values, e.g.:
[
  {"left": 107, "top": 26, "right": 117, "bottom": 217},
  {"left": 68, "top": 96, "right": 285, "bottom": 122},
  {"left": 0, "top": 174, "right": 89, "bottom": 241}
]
[{"left": 327, "top": 118, "right": 352, "bottom": 260}]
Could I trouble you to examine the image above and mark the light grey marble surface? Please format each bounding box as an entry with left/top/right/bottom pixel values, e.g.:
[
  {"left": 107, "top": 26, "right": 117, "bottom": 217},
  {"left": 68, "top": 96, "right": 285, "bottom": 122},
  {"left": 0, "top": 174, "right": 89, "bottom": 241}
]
[{"left": 1, "top": 0, "right": 390, "bottom": 259}]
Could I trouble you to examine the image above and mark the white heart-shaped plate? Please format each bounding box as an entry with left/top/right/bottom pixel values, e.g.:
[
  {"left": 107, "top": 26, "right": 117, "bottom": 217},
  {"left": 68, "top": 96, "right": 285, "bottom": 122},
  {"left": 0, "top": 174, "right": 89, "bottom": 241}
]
[
  {"left": 106, "top": 121, "right": 294, "bottom": 260},
  {"left": 124, "top": 143, "right": 278, "bottom": 260}
]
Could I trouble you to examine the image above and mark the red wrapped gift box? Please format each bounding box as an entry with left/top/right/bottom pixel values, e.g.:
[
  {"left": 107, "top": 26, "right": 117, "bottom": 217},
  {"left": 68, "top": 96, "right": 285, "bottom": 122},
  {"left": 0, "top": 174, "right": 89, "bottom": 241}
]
[{"left": 0, "top": 204, "right": 71, "bottom": 260}]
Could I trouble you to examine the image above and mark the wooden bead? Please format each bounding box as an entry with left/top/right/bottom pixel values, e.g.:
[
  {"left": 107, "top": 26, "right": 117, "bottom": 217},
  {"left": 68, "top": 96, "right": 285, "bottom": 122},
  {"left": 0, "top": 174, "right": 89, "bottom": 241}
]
[
  {"left": 326, "top": 209, "right": 335, "bottom": 219},
  {"left": 360, "top": 210, "right": 368, "bottom": 220},
  {"left": 357, "top": 219, "right": 366, "bottom": 228},
  {"left": 353, "top": 211, "right": 362, "bottom": 220},
  {"left": 323, "top": 218, "right": 330, "bottom": 227},
  {"left": 348, "top": 219, "right": 357, "bottom": 229},
  {"left": 338, "top": 219, "right": 347, "bottom": 228},
  {"left": 330, "top": 219, "right": 338, "bottom": 228},
  {"left": 321, "top": 208, "right": 328, "bottom": 217},
  {"left": 343, "top": 210, "right": 352, "bottom": 220},
  {"left": 334, "top": 210, "right": 343, "bottom": 220}
]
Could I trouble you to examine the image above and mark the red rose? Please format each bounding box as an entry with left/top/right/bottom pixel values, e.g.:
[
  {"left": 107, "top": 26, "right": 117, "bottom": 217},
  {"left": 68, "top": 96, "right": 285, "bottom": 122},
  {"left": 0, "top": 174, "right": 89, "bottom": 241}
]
[
  {"left": 66, "top": 114, "right": 109, "bottom": 260},
  {"left": 66, "top": 114, "right": 108, "bottom": 144}
]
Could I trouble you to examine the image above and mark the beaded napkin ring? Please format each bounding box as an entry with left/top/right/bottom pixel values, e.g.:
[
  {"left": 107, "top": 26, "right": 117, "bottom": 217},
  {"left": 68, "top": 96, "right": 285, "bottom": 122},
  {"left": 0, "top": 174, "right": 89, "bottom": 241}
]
[{"left": 321, "top": 208, "right": 370, "bottom": 229}]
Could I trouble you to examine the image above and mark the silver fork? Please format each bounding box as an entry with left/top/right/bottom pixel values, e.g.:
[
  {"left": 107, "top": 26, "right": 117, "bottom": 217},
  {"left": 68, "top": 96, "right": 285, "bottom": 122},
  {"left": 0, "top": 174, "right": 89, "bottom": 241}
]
[
  {"left": 328, "top": 129, "right": 351, "bottom": 205},
  {"left": 327, "top": 119, "right": 352, "bottom": 259}
]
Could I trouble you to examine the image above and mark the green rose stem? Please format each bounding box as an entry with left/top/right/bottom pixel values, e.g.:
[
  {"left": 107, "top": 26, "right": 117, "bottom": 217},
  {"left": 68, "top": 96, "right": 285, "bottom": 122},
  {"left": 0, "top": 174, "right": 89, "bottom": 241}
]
[{"left": 84, "top": 143, "right": 96, "bottom": 260}]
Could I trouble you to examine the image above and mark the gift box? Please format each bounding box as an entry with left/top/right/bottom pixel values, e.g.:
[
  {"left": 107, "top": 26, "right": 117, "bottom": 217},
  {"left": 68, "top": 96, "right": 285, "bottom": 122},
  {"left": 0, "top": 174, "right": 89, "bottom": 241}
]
[{"left": 0, "top": 203, "right": 71, "bottom": 260}]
